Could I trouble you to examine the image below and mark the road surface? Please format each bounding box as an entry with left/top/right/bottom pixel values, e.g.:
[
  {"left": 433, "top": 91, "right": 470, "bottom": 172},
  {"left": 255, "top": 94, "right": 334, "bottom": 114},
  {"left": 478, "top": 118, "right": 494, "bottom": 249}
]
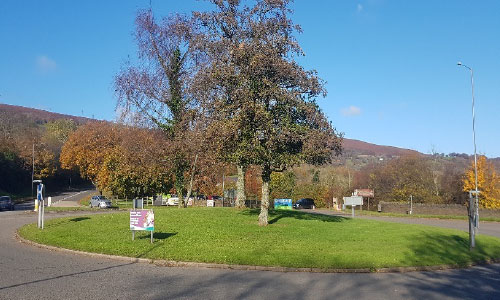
[{"left": 13, "top": 188, "right": 96, "bottom": 211}]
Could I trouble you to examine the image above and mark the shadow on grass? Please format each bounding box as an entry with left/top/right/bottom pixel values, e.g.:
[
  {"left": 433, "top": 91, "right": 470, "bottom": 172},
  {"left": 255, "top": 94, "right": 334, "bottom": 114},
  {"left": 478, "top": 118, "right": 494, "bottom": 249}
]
[
  {"left": 70, "top": 217, "right": 91, "bottom": 222},
  {"left": 241, "top": 209, "right": 350, "bottom": 224},
  {"left": 403, "top": 232, "right": 500, "bottom": 267},
  {"left": 137, "top": 232, "right": 177, "bottom": 240}
]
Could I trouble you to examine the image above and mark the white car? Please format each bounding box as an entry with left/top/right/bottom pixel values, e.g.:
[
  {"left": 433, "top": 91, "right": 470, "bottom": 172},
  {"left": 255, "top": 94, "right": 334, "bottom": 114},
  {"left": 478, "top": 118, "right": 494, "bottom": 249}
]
[
  {"left": 164, "top": 196, "right": 194, "bottom": 206},
  {"left": 90, "top": 196, "right": 112, "bottom": 208},
  {"left": 166, "top": 197, "right": 179, "bottom": 206}
]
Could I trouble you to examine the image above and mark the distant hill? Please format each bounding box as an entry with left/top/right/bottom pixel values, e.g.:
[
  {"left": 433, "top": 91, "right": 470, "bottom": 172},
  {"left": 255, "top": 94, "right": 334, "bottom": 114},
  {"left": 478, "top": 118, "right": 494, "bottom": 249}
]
[
  {"left": 342, "top": 138, "right": 421, "bottom": 157},
  {"left": 0, "top": 103, "right": 93, "bottom": 125},
  {"left": 1, "top": 103, "right": 424, "bottom": 157}
]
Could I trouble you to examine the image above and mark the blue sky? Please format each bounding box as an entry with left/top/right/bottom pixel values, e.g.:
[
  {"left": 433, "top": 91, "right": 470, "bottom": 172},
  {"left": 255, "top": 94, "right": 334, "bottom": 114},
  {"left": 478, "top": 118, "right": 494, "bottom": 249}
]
[{"left": 1, "top": 0, "right": 499, "bottom": 157}]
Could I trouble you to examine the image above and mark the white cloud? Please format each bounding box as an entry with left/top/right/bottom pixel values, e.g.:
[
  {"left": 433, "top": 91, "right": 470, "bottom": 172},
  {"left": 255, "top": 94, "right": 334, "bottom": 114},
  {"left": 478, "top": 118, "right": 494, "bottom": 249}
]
[
  {"left": 357, "top": 3, "right": 364, "bottom": 12},
  {"left": 36, "top": 55, "right": 57, "bottom": 72},
  {"left": 342, "top": 106, "right": 362, "bottom": 116}
]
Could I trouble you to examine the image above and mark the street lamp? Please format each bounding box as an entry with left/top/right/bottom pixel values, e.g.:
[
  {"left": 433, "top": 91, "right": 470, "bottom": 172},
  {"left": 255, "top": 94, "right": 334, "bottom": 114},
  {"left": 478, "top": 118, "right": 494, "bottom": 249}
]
[{"left": 457, "top": 61, "right": 479, "bottom": 249}]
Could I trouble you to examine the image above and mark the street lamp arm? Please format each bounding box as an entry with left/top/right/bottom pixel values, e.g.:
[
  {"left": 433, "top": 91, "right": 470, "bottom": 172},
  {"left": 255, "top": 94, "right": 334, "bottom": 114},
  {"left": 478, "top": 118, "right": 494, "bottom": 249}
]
[{"left": 457, "top": 61, "right": 472, "bottom": 71}]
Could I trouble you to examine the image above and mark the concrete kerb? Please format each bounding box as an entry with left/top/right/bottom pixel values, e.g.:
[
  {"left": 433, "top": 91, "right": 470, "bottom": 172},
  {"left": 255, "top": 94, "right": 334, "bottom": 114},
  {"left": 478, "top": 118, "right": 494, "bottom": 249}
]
[{"left": 15, "top": 230, "right": 500, "bottom": 274}]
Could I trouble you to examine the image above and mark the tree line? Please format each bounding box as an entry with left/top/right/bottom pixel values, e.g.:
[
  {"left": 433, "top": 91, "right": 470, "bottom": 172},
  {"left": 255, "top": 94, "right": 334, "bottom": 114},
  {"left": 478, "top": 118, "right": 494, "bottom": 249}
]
[
  {"left": 269, "top": 154, "right": 499, "bottom": 209},
  {"left": 0, "top": 111, "right": 85, "bottom": 196}
]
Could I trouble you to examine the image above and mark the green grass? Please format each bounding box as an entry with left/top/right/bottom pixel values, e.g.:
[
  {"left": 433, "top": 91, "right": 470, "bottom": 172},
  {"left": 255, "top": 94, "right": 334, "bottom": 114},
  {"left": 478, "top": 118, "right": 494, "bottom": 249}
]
[
  {"left": 18, "top": 207, "right": 500, "bottom": 269},
  {"left": 356, "top": 210, "right": 500, "bottom": 222}
]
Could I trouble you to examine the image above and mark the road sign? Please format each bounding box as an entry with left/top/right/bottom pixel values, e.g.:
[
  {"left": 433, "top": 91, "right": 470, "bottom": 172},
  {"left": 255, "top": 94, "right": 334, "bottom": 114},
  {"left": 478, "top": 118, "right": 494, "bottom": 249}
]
[
  {"left": 37, "top": 184, "right": 43, "bottom": 201},
  {"left": 36, "top": 183, "right": 45, "bottom": 228},
  {"left": 343, "top": 196, "right": 363, "bottom": 206},
  {"left": 354, "top": 189, "right": 374, "bottom": 198},
  {"left": 274, "top": 199, "right": 292, "bottom": 210}
]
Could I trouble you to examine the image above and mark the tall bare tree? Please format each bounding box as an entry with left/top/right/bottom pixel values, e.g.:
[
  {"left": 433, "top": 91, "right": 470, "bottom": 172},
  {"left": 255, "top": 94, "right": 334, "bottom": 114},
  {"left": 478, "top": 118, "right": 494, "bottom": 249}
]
[{"left": 115, "top": 10, "right": 204, "bottom": 207}]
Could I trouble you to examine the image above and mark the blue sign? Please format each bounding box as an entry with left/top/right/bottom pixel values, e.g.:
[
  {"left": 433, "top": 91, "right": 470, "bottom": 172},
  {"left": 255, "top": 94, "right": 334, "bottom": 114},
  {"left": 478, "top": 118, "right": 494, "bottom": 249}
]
[
  {"left": 274, "top": 198, "right": 292, "bottom": 210},
  {"left": 37, "top": 184, "right": 44, "bottom": 201}
]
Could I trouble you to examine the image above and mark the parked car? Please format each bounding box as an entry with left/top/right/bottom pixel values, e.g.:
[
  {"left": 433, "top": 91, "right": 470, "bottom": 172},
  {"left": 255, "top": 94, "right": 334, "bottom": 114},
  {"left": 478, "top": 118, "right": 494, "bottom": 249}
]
[
  {"left": 165, "top": 195, "right": 179, "bottom": 206},
  {"left": 90, "top": 195, "right": 112, "bottom": 208},
  {"left": 0, "top": 196, "right": 14, "bottom": 211},
  {"left": 293, "top": 198, "right": 315, "bottom": 209}
]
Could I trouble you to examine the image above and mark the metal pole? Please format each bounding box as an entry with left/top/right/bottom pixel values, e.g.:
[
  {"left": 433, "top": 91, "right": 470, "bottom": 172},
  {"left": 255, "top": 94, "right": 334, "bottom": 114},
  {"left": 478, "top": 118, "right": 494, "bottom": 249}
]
[
  {"left": 469, "top": 191, "right": 475, "bottom": 249},
  {"left": 469, "top": 68, "right": 480, "bottom": 230},
  {"left": 41, "top": 198, "right": 44, "bottom": 229},
  {"left": 31, "top": 144, "right": 34, "bottom": 199},
  {"left": 222, "top": 174, "right": 225, "bottom": 207},
  {"left": 37, "top": 201, "right": 41, "bottom": 228},
  {"left": 410, "top": 195, "right": 413, "bottom": 215},
  {"left": 458, "top": 62, "right": 480, "bottom": 230},
  {"left": 352, "top": 205, "right": 355, "bottom": 218}
]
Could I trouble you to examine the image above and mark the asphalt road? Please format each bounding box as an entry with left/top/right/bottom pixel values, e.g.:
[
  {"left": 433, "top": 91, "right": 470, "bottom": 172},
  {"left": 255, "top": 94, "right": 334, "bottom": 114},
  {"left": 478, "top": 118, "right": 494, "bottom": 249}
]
[
  {"left": 0, "top": 207, "right": 499, "bottom": 299},
  {"left": 13, "top": 188, "right": 96, "bottom": 211}
]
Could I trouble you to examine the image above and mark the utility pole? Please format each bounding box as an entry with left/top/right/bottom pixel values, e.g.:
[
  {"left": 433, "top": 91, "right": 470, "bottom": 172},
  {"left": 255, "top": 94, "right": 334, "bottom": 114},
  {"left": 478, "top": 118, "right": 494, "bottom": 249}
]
[
  {"left": 31, "top": 143, "right": 34, "bottom": 198},
  {"left": 468, "top": 191, "right": 477, "bottom": 249},
  {"left": 458, "top": 61, "right": 480, "bottom": 249},
  {"left": 222, "top": 174, "right": 225, "bottom": 207}
]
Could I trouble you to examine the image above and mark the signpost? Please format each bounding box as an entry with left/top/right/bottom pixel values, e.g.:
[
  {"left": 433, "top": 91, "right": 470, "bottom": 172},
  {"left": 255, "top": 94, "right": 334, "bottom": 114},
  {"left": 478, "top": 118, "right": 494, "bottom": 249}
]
[
  {"left": 274, "top": 199, "right": 292, "bottom": 210},
  {"left": 354, "top": 189, "right": 374, "bottom": 198},
  {"left": 343, "top": 196, "right": 363, "bottom": 217},
  {"left": 130, "top": 199, "right": 154, "bottom": 243},
  {"left": 468, "top": 190, "right": 479, "bottom": 249},
  {"left": 130, "top": 209, "right": 155, "bottom": 243},
  {"left": 33, "top": 181, "right": 45, "bottom": 229},
  {"left": 354, "top": 189, "right": 374, "bottom": 210}
]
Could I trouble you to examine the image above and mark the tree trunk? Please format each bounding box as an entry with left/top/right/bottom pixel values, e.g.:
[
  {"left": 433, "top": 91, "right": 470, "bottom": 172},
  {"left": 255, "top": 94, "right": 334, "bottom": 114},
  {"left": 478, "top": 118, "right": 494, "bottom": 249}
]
[
  {"left": 184, "top": 154, "right": 198, "bottom": 208},
  {"left": 258, "top": 166, "right": 271, "bottom": 226},
  {"left": 235, "top": 165, "right": 247, "bottom": 208},
  {"left": 176, "top": 184, "right": 183, "bottom": 208}
]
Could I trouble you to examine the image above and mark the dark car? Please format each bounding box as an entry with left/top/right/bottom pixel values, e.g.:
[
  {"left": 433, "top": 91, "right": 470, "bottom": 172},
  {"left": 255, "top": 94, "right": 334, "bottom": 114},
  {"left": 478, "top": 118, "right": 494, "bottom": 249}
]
[
  {"left": 0, "top": 196, "right": 14, "bottom": 211},
  {"left": 293, "top": 198, "right": 315, "bottom": 209}
]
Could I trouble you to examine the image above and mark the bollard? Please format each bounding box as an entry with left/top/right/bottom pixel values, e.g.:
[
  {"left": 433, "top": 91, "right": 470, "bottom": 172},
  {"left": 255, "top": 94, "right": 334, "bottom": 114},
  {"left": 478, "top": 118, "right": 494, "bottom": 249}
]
[
  {"left": 48, "top": 197, "right": 52, "bottom": 207},
  {"left": 34, "top": 199, "right": 39, "bottom": 212}
]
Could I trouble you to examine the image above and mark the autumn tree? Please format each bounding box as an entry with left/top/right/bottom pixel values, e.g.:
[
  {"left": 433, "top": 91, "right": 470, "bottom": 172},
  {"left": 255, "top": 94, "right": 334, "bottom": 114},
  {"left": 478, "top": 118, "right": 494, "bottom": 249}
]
[
  {"left": 60, "top": 122, "right": 122, "bottom": 189},
  {"left": 270, "top": 171, "right": 296, "bottom": 200},
  {"left": 463, "top": 155, "right": 500, "bottom": 209},
  {"left": 60, "top": 122, "right": 172, "bottom": 197},
  {"left": 190, "top": 0, "right": 260, "bottom": 209},
  {"left": 369, "top": 155, "right": 439, "bottom": 203},
  {"left": 195, "top": 0, "right": 342, "bottom": 225},
  {"left": 439, "top": 160, "right": 468, "bottom": 204}
]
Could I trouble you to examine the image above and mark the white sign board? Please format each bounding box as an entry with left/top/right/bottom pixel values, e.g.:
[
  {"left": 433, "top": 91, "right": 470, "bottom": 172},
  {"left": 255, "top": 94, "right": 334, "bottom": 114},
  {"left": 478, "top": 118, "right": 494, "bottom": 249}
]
[
  {"left": 343, "top": 196, "right": 363, "bottom": 206},
  {"left": 207, "top": 199, "right": 214, "bottom": 207},
  {"left": 130, "top": 210, "right": 154, "bottom": 231}
]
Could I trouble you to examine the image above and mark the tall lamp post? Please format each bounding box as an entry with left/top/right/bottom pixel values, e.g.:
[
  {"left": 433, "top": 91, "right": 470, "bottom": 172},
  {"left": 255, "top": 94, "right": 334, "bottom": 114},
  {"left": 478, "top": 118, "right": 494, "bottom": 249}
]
[{"left": 457, "top": 61, "right": 479, "bottom": 249}]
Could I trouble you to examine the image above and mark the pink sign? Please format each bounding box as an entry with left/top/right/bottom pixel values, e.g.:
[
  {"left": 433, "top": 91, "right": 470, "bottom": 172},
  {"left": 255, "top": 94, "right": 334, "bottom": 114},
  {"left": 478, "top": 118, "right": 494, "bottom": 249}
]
[{"left": 130, "top": 210, "right": 154, "bottom": 231}]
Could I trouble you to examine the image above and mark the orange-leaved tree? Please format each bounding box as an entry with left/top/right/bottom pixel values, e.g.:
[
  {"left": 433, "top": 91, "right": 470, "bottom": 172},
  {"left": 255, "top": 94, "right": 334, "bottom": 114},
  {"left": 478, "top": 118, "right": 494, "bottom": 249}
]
[{"left": 463, "top": 155, "right": 500, "bottom": 209}]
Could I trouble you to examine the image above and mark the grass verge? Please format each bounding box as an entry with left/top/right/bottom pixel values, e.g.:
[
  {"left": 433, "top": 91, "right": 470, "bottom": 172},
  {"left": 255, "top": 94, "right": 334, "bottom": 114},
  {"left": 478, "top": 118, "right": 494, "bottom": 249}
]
[{"left": 18, "top": 207, "right": 500, "bottom": 269}]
